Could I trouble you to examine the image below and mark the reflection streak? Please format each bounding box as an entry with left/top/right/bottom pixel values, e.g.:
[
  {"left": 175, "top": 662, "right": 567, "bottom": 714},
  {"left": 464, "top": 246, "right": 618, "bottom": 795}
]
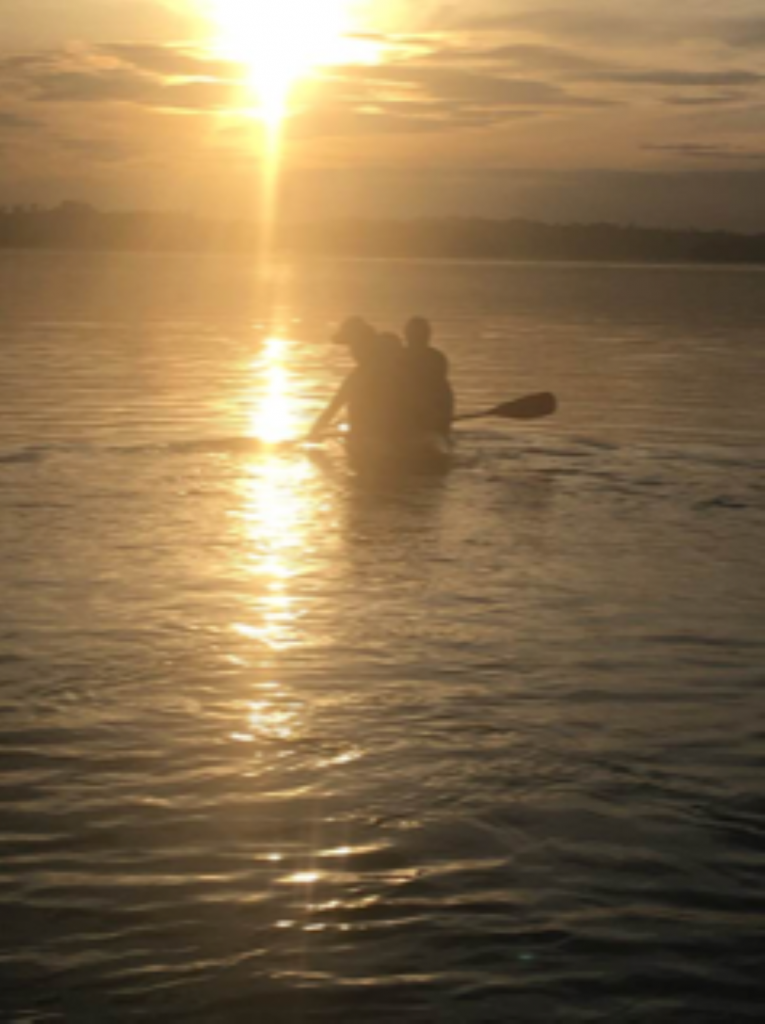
[{"left": 230, "top": 336, "right": 314, "bottom": 745}]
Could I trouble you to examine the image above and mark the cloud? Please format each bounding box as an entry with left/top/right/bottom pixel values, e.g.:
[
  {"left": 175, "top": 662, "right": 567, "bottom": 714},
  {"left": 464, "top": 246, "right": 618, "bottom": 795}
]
[
  {"left": 0, "top": 110, "right": 40, "bottom": 129},
  {"left": 0, "top": 0, "right": 197, "bottom": 48},
  {"left": 55, "top": 136, "right": 133, "bottom": 163},
  {"left": 0, "top": 43, "right": 245, "bottom": 112},
  {"left": 411, "top": 37, "right": 765, "bottom": 93},
  {"left": 29, "top": 67, "right": 161, "bottom": 104},
  {"left": 643, "top": 142, "right": 765, "bottom": 161},
  {"left": 453, "top": 4, "right": 765, "bottom": 50},
  {"left": 0, "top": 50, "right": 68, "bottom": 83},
  {"left": 99, "top": 44, "right": 241, "bottom": 82},
  {"left": 715, "top": 17, "right": 765, "bottom": 50},
  {"left": 334, "top": 62, "right": 614, "bottom": 109},
  {"left": 662, "top": 93, "right": 746, "bottom": 107},
  {"left": 458, "top": 7, "right": 658, "bottom": 45},
  {"left": 7, "top": 61, "right": 240, "bottom": 113},
  {"left": 422, "top": 42, "right": 612, "bottom": 76},
  {"left": 287, "top": 100, "right": 536, "bottom": 140},
  {"left": 593, "top": 69, "right": 765, "bottom": 88},
  {"left": 290, "top": 106, "right": 473, "bottom": 139},
  {"left": 6, "top": 42, "right": 602, "bottom": 127}
]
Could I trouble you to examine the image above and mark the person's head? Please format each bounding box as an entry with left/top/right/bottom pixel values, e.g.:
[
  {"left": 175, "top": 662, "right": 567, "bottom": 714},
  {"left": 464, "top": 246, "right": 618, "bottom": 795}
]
[
  {"left": 404, "top": 316, "right": 432, "bottom": 350},
  {"left": 332, "top": 316, "right": 376, "bottom": 348}
]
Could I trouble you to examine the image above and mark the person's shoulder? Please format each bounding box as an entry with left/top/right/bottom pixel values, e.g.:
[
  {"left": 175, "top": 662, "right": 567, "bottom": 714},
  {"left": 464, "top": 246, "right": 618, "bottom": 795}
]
[
  {"left": 428, "top": 347, "right": 449, "bottom": 373},
  {"left": 340, "top": 367, "right": 361, "bottom": 390}
]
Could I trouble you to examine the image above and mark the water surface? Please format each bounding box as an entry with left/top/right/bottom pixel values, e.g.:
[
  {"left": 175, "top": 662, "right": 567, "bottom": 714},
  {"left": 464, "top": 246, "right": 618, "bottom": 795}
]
[{"left": 1, "top": 254, "right": 764, "bottom": 1021}]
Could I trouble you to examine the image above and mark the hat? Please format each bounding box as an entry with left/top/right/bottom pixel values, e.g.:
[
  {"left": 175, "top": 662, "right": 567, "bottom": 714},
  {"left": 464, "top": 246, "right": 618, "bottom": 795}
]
[{"left": 332, "top": 316, "right": 376, "bottom": 345}]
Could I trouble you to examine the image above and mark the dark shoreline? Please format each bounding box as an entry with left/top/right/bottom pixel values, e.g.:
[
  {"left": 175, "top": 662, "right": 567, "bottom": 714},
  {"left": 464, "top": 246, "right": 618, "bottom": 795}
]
[{"left": 2, "top": 203, "right": 765, "bottom": 265}]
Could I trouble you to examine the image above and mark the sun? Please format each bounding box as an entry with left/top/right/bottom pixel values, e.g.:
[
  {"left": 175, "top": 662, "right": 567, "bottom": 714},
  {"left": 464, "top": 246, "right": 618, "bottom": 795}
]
[{"left": 207, "top": 0, "right": 360, "bottom": 125}]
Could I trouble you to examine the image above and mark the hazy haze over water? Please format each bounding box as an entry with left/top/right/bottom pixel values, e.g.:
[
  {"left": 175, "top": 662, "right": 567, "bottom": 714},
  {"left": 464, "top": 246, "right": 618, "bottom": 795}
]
[{"left": 0, "top": 254, "right": 764, "bottom": 1022}]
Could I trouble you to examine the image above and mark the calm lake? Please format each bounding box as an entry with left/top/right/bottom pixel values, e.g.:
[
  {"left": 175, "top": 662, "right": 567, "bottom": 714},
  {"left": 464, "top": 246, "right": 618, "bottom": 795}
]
[{"left": 1, "top": 253, "right": 764, "bottom": 1022}]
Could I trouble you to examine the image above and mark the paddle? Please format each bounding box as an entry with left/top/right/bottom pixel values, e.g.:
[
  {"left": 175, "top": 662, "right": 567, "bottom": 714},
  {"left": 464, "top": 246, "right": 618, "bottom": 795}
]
[
  {"left": 294, "top": 392, "right": 556, "bottom": 447},
  {"left": 453, "top": 391, "right": 557, "bottom": 423},
  {"left": 303, "top": 392, "right": 557, "bottom": 443}
]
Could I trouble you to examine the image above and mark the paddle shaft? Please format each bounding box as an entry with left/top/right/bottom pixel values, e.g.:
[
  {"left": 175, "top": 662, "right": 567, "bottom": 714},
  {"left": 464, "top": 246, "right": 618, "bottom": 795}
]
[
  {"left": 303, "top": 393, "right": 556, "bottom": 444},
  {"left": 453, "top": 410, "right": 494, "bottom": 422}
]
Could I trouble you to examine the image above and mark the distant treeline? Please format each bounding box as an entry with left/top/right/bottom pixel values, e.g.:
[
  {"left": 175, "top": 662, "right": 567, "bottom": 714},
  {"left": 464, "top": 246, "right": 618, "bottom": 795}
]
[{"left": 2, "top": 202, "right": 765, "bottom": 264}]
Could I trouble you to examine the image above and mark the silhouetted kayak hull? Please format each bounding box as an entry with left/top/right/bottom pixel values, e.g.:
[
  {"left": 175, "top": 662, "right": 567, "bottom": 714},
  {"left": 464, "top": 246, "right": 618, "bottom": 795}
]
[{"left": 346, "top": 432, "right": 454, "bottom": 476}]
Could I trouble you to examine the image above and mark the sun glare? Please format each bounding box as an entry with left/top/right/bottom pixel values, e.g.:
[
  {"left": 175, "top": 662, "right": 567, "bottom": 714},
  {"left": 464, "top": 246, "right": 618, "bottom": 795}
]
[
  {"left": 250, "top": 337, "right": 296, "bottom": 443},
  {"left": 208, "top": 0, "right": 362, "bottom": 125},
  {"left": 201, "top": 1, "right": 382, "bottom": 253}
]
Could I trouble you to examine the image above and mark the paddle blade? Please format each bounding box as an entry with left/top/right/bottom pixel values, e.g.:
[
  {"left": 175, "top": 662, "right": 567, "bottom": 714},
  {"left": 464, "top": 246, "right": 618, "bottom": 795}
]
[{"left": 492, "top": 392, "right": 557, "bottom": 420}]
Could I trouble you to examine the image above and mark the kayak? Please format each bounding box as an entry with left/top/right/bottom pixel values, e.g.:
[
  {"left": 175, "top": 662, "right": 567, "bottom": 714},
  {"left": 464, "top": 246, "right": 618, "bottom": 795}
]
[{"left": 345, "top": 431, "right": 454, "bottom": 476}]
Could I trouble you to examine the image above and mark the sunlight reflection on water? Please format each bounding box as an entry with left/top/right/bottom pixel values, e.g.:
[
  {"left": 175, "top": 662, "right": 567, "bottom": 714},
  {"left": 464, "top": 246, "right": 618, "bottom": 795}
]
[
  {"left": 1, "top": 258, "right": 764, "bottom": 1022},
  {"left": 231, "top": 458, "right": 314, "bottom": 650},
  {"left": 232, "top": 420, "right": 315, "bottom": 655},
  {"left": 248, "top": 336, "right": 298, "bottom": 444},
  {"left": 224, "top": 335, "right": 324, "bottom": 754}
]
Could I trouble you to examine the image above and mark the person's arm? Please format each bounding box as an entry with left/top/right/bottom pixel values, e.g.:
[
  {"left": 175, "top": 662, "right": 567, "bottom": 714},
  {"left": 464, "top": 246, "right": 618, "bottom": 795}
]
[{"left": 307, "top": 375, "right": 353, "bottom": 439}]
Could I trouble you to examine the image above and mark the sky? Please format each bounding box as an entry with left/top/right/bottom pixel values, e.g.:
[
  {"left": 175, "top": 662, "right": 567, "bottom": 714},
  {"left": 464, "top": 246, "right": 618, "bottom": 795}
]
[{"left": 1, "top": 0, "right": 765, "bottom": 229}]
